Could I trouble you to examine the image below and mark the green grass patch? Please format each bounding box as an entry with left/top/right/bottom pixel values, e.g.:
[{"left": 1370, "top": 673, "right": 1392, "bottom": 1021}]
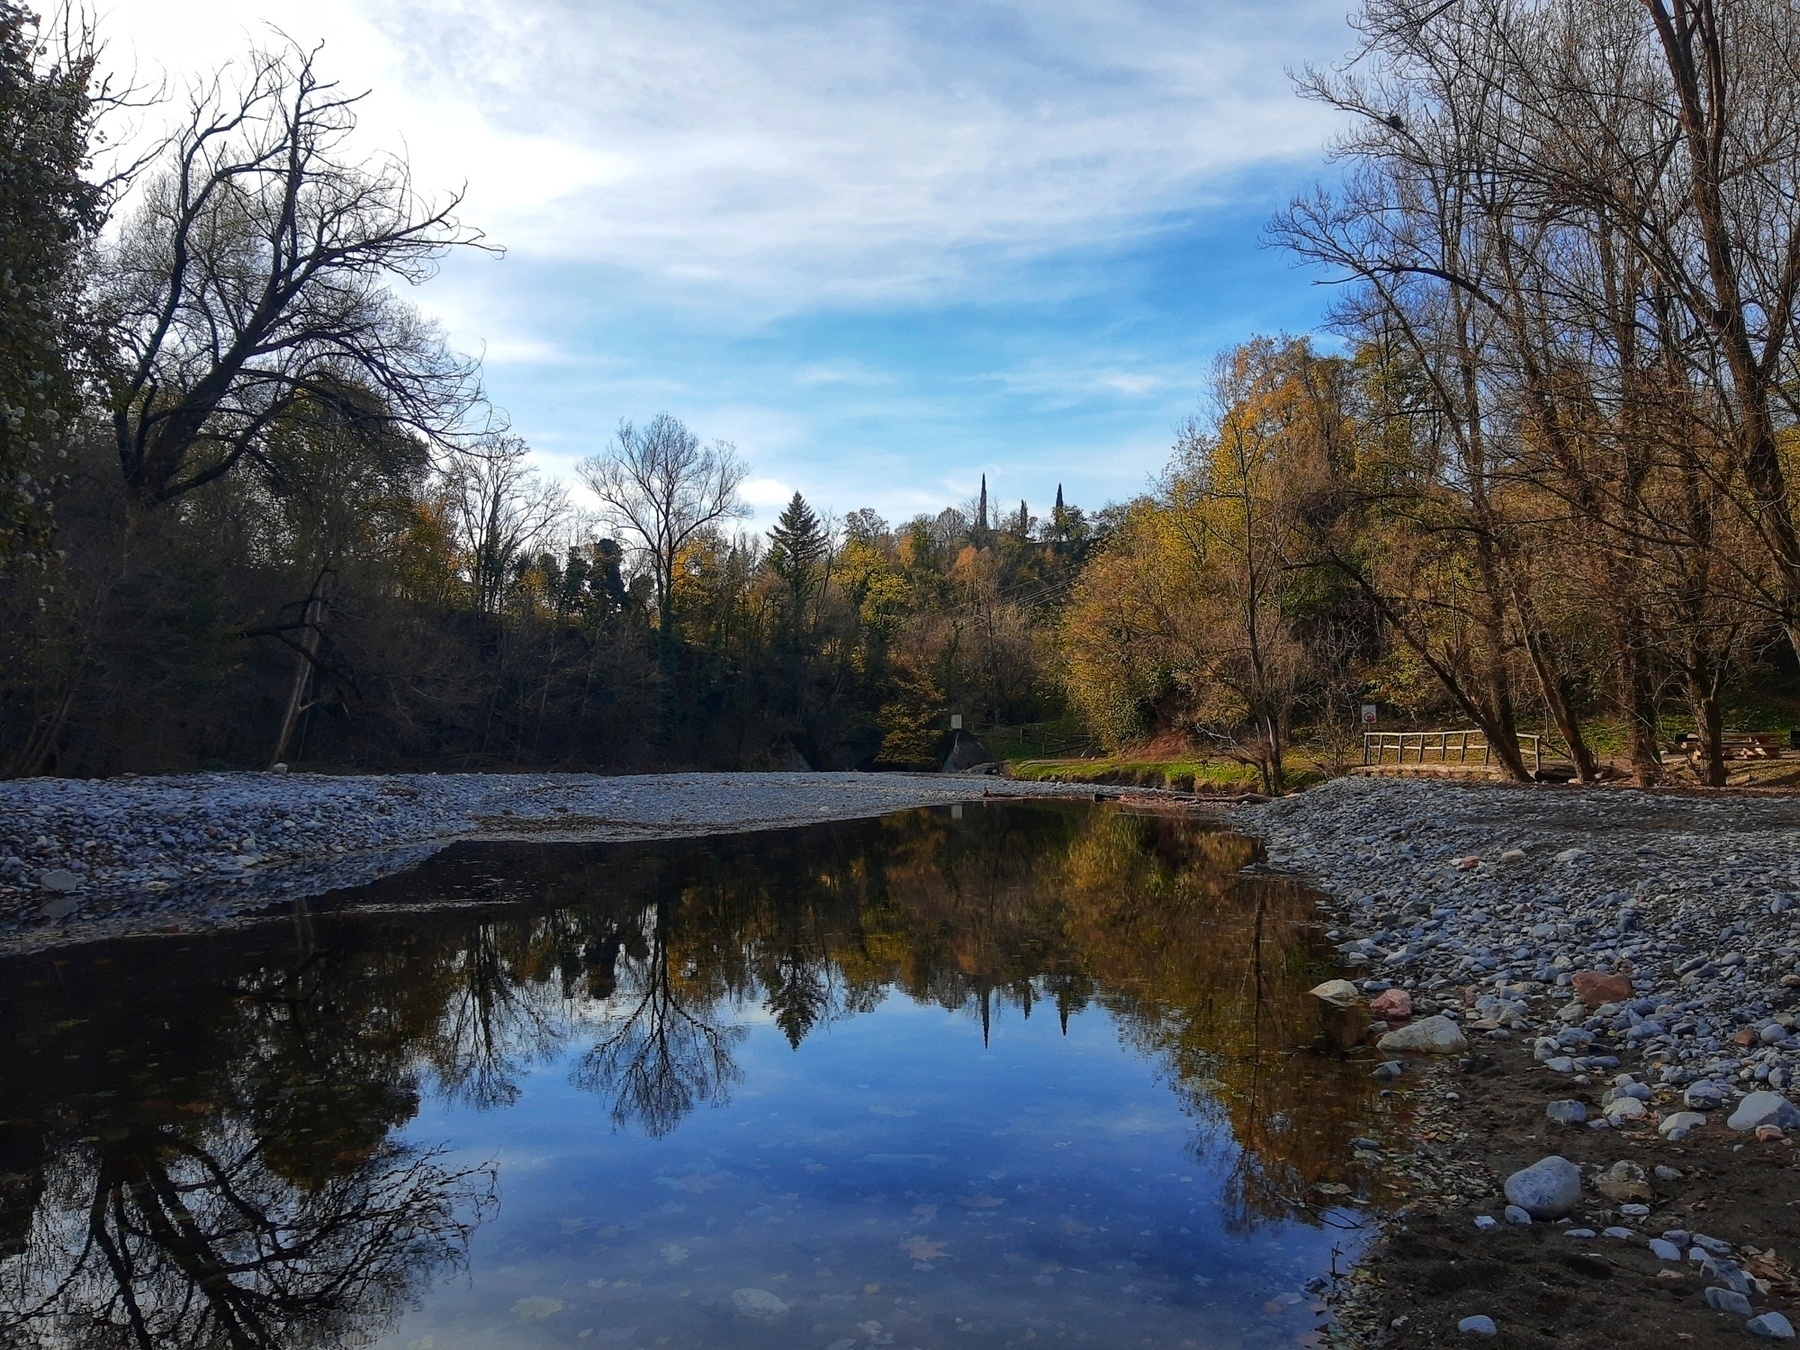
[
  {"left": 978, "top": 718, "right": 1096, "bottom": 762},
  {"left": 1005, "top": 755, "right": 1325, "bottom": 794}
]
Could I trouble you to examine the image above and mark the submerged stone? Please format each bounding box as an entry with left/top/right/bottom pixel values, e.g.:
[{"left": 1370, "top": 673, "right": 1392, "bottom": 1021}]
[{"left": 731, "top": 1288, "right": 790, "bottom": 1318}]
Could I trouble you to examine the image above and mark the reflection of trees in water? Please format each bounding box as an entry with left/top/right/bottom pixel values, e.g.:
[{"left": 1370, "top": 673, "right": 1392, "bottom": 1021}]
[
  {"left": 764, "top": 944, "right": 832, "bottom": 1048},
  {"left": 571, "top": 903, "right": 746, "bottom": 1137},
  {"left": 0, "top": 802, "right": 1370, "bottom": 1343},
  {"left": 1053, "top": 812, "right": 1373, "bottom": 1231},
  {"left": 0, "top": 1120, "right": 491, "bottom": 1349},
  {"left": 454, "top": 807, "right": 1367, "bottom": 1218},
  {"left": 424, "top": 919, "right": 571, "bottom": 1110}
]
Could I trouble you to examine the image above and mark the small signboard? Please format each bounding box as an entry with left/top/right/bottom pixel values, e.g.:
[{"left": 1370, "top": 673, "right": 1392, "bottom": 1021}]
[
  {"left": 1362, "top": 704, "right": 1378, "bottom": 726},
  {"left": 951, "top": 714, "right": 963, "bottom": 730}
]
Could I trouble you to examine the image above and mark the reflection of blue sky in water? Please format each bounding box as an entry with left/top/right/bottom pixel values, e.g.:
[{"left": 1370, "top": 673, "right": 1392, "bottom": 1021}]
[
  {"left": 382, "top": 990, "right": 1343, "bottom": 1350},
  {"left": 0, "top": 806, "right": 1370, "bottom": 1348}
]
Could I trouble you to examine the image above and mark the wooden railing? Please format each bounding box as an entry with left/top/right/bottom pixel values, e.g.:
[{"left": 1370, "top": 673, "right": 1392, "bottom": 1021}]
[{"left": 1363, "top": 729, "right": 1542, "bottom": 770}]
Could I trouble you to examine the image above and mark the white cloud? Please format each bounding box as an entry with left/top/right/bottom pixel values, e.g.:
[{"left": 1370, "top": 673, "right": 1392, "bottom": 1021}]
[
  {"left": 99, "top": 0, "right": 1344, "bottom": 323},
  {"left": 1101, "top": 372, "right": 1165, "bottom": 396},
  {"left": 741, "top": 477, "right": 798, "bottom": 508},
  {"left": 475, "top": 333, "right": 575, "bottom": 367},
  {"left": 93, "top": 0, "right": 1348, "bottom": 522},
  {"left": 795, "top": 362, "right": 898, "bottom": 388}
]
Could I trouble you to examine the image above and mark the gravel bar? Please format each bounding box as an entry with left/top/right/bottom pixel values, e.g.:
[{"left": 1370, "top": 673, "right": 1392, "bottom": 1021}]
[
  {"left": 1247, "top": 775, "right": 1800, "bottom": 1119},
  {"left": 1242, "top": 776, "right": 1800, "bottom": 1343},
  {"left": 0, "top": 770, "right": 1123, "bottom": 954}
]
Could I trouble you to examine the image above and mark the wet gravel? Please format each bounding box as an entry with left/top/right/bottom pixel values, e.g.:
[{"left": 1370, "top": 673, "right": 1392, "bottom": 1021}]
[{"left": 0, "top": 770, "right": 1113, "bottom": 953}]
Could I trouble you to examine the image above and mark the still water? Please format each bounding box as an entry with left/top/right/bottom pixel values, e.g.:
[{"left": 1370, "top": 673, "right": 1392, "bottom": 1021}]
[{"left": 0, "top": 801, "right": 1382, "bottom": 1349}]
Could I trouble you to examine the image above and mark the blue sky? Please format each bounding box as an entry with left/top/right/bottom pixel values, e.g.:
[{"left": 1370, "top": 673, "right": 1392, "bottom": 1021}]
[{"left": 107, "top": 0, "right": 1354, "bottom": 529}]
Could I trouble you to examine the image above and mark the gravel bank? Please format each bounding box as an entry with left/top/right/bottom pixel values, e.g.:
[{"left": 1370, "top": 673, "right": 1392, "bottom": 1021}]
[
  {"left": 1248, "top": 776, "right": 1800, "bottom": 1097},
  {"left": 0, "top": 770, "right": 1117, "bottom": 954},
  {"left": 1244, "top": 776, "right": 1800, "bottom": 1344}
]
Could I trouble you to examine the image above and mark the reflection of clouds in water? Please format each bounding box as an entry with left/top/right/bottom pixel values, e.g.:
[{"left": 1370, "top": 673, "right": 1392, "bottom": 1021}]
[
  {"left": 1097, "top": 1107, "right": 1188, "bottom": 1137},
  {"left": 1, "top": 804, "right": 1375, "bottom": 1349}
]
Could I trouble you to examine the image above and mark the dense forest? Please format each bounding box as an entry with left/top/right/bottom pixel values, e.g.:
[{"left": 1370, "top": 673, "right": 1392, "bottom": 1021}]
[{"left": 3, "top": 0, "right": 1800, "bottom": 787}]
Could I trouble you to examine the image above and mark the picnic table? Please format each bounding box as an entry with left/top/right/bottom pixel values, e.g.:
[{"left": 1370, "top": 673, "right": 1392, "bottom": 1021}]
[{"left": 1665, "top": 731, "right": 1792, "bottom": 761}]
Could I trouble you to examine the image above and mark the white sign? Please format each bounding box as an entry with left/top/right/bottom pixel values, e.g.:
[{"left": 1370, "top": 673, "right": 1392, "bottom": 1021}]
[
  {"left": 1362, "top": 704, "right": 1378, "bottom": 725},
  {"left": 951, "top": 714, "right": 963, "bottom": 730}
]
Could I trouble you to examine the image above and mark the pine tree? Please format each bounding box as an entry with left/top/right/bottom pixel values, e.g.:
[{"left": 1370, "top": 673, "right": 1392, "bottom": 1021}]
[{"left": 767, "top": 491, "right": 827, "bottom": 595}]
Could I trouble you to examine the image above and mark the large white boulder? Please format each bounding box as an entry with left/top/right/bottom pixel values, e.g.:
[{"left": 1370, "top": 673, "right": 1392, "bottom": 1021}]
[
  {"left": 1727, "top": 1092, "right": 1800, "bottom": 1132},
  {"left": 1309, "top": 979, "right": 1362, "bottom": 1007},
  {"left": 1502, "top": 1156, "right": 1583, "bottom": 1219},
  {"left": 1377, "top": 1014, "right": 1468, "bottom": 1054}
]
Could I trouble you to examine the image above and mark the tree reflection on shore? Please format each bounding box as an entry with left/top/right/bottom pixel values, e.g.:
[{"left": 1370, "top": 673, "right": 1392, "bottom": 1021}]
[{"left": 0, "top": 800, "right": 1370, "bottom": 1344}]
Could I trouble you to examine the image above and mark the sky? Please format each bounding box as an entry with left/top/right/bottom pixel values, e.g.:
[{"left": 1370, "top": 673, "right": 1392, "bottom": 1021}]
[{"left": 100, "top": 0, "right": 1355, "bottom": 530}]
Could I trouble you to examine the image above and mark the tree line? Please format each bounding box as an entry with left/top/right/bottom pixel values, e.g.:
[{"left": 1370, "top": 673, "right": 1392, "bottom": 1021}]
[
  {"left": 0, "top": 12, "right": 1100, "bottom": 775},
  {"left": 4, "top": 0, "right": 1799, "bottom": 782}
]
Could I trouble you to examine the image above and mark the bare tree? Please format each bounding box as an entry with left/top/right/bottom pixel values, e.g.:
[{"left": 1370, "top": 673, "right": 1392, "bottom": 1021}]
[
  {"left": 444, "top": 435, "right": 567, "bottom": 617},
  {"left": 97, "top": 39, "right": 492, "bottom": 506},
  {"left": 577, "top": 413, "right": 747, "bottom": 638},
  {"left": 1634, "top": 0, "right": 1800, "bottom": 665}
]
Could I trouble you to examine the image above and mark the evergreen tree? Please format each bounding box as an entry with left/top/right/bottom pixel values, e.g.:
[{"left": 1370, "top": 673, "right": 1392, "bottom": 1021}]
[{"left": 767, "top": 491, "right": 827, "bottom": 599}]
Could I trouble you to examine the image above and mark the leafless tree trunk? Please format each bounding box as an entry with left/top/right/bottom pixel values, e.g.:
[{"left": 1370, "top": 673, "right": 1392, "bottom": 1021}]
[
  {"left": 269, "top": 569, "right": 334, "bottom": 767},
  {"left": 577, "top": 414, "right": 747, "bottom": 642},
  {"left": 100, "top": 39, "right": 491, "bottom": 507}
]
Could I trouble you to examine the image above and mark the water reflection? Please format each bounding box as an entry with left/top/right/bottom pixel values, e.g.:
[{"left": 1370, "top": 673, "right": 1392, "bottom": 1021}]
[{"left": 0, "top": 802, "right": 1377, "bottom": 1348}]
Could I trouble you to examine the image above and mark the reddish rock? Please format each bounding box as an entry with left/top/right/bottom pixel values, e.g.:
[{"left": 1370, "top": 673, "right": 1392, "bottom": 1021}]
[
  {"left": 1733, "top": 1027, "right": 1758, "bottom": 1047},
  {"left": 1369, "top": 988, "right": 1414, "bottom": 1020},
  {"left": 1571, "top": 970, "right": 1633, "bottom": 1008}
]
